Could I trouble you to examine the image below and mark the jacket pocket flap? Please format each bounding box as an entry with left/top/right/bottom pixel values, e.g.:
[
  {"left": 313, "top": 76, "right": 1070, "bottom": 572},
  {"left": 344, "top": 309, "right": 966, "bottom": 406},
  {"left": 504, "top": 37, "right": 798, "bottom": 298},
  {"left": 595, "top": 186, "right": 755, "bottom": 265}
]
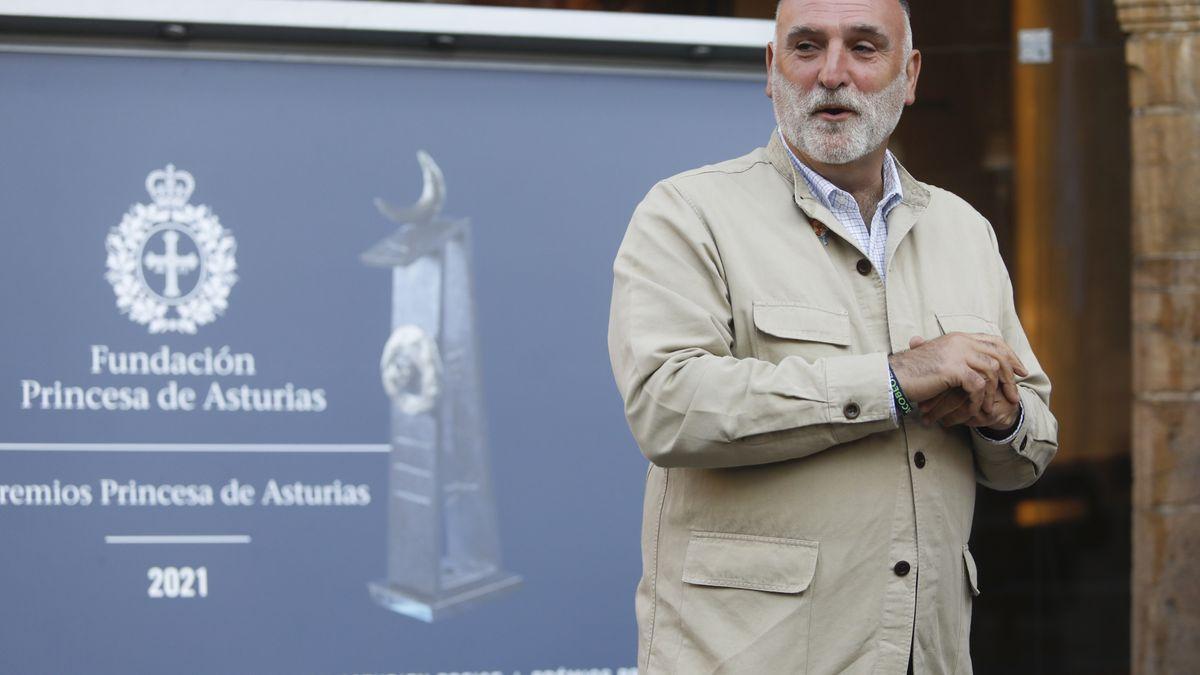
[
  {"left": 962, "top": 545, "right": 981, "bottom": 597},
  {"left": 682, "top": 531, "right": 819, "bottom": 594},
  {"left": 753, "top": 303, "right": 851, "bottom": 346},
  {"left": 936, "top": 312, "right": 1001, "bottom": 337}
]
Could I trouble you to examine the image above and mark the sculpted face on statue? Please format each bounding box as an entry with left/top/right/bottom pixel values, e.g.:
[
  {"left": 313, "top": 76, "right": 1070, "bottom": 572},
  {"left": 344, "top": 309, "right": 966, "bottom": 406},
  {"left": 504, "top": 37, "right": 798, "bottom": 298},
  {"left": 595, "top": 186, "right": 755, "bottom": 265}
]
[{"left": 767, "top": 0, "right": 921, "bottom": 166}]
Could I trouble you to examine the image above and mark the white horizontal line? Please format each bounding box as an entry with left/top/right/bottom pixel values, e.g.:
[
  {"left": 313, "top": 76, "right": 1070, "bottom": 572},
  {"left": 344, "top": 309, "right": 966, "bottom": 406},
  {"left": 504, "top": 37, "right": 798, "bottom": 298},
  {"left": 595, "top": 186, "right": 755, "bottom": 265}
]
[
  {"left": 391, "top": 435, "right": 434, "bottom": 450},
  {"left": 105, "top": 534, "right": 251, "bottom": 544},
  {"left": 0, "top": 41, "right": 763, "bottom": 82},
  {"left": 0, "top": 0, "right": 773, "bottom": 49},
  {"left": 0, "top": 443, "right": 389, "bottom": 453},
  {"left": 392, "top": 462, "right": 432, "bottom": 479},
  {"left": 392, "top": 489, "right": 432, "bottom": 506}
]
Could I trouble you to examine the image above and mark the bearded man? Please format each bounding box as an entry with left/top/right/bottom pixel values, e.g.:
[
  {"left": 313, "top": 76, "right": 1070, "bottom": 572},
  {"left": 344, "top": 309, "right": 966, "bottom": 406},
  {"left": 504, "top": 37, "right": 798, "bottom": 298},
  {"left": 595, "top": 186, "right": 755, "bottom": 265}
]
[{"left": 606, "top": 0, "right": 1059, "bottom": 673}]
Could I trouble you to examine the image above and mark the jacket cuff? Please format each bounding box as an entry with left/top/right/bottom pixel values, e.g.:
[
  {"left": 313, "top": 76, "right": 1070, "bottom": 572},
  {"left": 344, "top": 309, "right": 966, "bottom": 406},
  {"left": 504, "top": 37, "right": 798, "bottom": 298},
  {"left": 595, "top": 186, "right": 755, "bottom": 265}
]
[
  {"left": 825, "top": 353, "right": 900, "bottom": 442},
  {"left": 970, "top": 387, "right": 1038, "bottom": 463},
  {"left": 972, "top": 403, "right": 1025, "bottom": 444}
]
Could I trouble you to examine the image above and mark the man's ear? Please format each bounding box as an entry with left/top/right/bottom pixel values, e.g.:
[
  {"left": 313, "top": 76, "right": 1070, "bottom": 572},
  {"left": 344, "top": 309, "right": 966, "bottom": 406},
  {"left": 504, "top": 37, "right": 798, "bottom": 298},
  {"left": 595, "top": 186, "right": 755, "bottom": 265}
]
[
  {"left": 765, "top": 42, "right": 775, "bottom": 98},
  {"left": 904, "top": 48, "right": 922, "bottom": 105}
]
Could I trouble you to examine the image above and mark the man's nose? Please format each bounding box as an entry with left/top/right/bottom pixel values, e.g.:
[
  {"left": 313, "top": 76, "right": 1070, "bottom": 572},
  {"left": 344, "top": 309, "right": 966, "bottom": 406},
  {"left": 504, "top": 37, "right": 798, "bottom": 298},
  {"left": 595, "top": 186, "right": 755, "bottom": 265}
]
[{"left": 817, "top": 43, "right": 851, "bottom": 90}]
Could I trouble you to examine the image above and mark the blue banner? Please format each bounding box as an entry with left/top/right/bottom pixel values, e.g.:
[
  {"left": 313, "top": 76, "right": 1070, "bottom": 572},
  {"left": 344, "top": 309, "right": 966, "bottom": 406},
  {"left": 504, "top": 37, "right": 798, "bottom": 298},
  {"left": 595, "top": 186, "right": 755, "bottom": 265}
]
[{"left": 0, "top": 48, "right": 770, "bottom": 674}]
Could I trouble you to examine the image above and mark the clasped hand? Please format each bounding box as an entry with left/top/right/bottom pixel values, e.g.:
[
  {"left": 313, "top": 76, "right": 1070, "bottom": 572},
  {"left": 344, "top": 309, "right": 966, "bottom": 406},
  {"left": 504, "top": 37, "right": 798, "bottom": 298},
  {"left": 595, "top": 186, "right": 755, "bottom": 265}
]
[{"left": 888, "top": 333, "right": 1026, "bottom": 432}]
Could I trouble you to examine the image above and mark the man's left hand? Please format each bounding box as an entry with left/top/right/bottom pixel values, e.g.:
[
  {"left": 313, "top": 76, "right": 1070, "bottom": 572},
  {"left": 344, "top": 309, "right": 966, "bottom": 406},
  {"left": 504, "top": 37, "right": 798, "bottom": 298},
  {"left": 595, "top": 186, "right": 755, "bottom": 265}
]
[
  {"left": 909, "top": 335, "right": 1022, "bottom": 431},
  {"left": 916, "top": 387, "right": 1020, "bottom": 430}
]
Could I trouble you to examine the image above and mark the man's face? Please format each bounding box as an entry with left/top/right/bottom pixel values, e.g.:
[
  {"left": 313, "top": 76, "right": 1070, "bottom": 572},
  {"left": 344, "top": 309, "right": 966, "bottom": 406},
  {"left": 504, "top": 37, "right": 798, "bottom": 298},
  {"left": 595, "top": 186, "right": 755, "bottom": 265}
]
[{"left": 767, "top": 0, "right": 920, "bottom": 165}]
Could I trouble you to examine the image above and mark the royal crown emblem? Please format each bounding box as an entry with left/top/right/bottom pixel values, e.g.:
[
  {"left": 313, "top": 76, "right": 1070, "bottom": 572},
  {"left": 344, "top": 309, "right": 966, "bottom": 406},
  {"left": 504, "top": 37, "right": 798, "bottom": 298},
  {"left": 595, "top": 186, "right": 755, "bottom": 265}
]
[{"left": 104, "top": 165, "right": 237, "bottom": 334}]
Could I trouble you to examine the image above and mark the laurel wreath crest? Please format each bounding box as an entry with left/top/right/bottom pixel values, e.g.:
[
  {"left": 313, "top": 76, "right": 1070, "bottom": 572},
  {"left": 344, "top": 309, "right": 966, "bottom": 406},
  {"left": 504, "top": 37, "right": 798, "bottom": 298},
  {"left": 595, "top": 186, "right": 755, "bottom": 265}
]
[{"left": 104, "top": 201, "right": 237, "bottom": 334}]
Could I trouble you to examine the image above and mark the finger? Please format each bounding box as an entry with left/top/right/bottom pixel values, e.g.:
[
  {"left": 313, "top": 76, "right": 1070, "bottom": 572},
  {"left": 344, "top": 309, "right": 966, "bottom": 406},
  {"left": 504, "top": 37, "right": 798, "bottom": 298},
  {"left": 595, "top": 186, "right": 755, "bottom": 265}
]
[
  {"left": 1001, "top": 379, "right": 1022, "bottom": 406},
  {"left": 945, "top": 386, "right": 993, "bottom": 422},
  {"left": 921, "top": 386, "right": 950, "bottom": 417},
  {"left": 988, "top": 353, "right": 1021, "bottom": 406},
  {"left": 996, "top": 339, "right": 1029, "bottom": 378},
  {"left": 925, "top": 390, "right": 969, "bottom": 424},
  {"left": 909, "top": 335, "right": 926, "bottom": 349},
  {"left": 964, "top": 353, "right": 1001, "bottom": 391},
  {"left": 969, "top": 394, "right": 1020, "bottom": 430},
  {"left": 917, "top": 390, "right": 949, "bottom": 413},
  {"left": 964, "top": 381, "right": 994, "bottom": 419},
  {"left": 957, "top": 366, "right": 989, "bottom": 419},
  {"left": 980, "top": 342, "right": 1022, "bottom": 405},
  {"left": 962, "top": 334, "right": 1020, "bottom": 382},
  {"left": 965, "top": 406, "right": 1008, "bottom": 431},
  {"left": 939, "top": 401, "right": 973, "bottom": 427},
  {"left": 998, "top": 404, "right": 1022, "bottom": 430},
  {"left": 943, "top": 398, "right": 980, "bottom": 427},
  {"left": 977, "top": 339, "right": 1021, "bottom": 404},
  {"left": 964, "top": 340, "right": 1013, "bottom": 389},
  {"left": 917, "top": 390, "right": 950, "bottom": 426},
  {"left": 951, "top": 355, "right": 990, "bottom": 423},
  {"left": 987, "top": 349, "right": 1017, "bottom": 406},
  {"left": 970, "top": 334, "right": 1029, "bottom": 379}
]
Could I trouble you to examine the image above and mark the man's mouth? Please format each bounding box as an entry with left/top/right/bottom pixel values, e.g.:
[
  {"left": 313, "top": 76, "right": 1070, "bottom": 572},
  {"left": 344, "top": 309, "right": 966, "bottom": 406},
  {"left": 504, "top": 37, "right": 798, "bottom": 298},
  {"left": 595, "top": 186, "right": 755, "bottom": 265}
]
[{"left": 813, "top": 106, "right": 856, "bottom": 121}]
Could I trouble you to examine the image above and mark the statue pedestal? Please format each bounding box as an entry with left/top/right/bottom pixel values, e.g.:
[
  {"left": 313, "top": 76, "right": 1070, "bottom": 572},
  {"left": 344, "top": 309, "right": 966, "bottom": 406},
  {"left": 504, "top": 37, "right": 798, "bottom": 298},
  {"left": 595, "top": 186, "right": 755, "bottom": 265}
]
[{"left": 368, "top": 570, "right": 522, "bottom": 623}]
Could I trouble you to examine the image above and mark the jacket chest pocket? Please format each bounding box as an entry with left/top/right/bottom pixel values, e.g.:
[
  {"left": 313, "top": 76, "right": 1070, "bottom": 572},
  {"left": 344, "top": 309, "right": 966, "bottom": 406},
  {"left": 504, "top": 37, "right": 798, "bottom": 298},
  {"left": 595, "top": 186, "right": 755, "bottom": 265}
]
[
  {"left": 676, "top": 531, "right": 819, "bottom": 673},
  {"left": 935, "top": 312, "right": 1002, "bottom": 337},
  {"left": 751, "top": 301, "right": 852, "bottom": 365}
]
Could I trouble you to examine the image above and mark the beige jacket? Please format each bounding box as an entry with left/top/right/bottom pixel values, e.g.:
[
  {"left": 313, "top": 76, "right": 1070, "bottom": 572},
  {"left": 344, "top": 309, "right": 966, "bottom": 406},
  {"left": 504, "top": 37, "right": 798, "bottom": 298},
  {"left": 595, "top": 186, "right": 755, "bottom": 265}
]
[{"left": 607, "top": 129, "right": 1058, "bottom": 675}]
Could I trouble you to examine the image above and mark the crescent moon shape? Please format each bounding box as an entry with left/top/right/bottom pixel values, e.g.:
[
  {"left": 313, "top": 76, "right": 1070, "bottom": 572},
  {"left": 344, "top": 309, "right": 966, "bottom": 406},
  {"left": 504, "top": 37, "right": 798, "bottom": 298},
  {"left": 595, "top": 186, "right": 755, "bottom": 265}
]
[{"left": 375, "top": 149, "right": 446, "bottom": 226}]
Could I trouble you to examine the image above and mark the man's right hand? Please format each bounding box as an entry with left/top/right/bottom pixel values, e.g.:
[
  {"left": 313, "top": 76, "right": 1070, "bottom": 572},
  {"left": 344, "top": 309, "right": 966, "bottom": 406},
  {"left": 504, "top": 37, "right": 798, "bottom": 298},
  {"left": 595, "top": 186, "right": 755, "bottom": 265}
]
[{"left": 888, "top": 333, "right": 1028, "bottom": 420}]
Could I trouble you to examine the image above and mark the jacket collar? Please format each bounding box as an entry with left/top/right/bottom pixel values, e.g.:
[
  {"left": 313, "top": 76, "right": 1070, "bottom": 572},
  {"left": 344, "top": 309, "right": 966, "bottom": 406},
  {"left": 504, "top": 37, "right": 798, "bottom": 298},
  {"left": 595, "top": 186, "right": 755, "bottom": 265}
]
[
  {"left": 765, "top": 127, "right": 930, "bottom": 265},
  {"left": 766, "top": 127, "right": 929, "bottom": 209}
]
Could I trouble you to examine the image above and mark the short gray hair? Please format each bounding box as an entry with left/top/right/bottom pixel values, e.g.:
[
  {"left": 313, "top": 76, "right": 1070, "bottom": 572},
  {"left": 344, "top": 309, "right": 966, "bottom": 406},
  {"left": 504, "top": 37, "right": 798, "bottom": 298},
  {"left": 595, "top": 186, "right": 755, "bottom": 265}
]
[{"left": 775, "top": 0, "right": 913, "bottom": 55}]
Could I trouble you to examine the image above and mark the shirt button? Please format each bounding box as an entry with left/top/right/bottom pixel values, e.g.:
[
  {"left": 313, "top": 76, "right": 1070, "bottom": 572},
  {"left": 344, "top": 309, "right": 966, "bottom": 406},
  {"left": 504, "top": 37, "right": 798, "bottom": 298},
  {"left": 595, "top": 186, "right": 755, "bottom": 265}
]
[
  {"left": 894, "top": 560, "right": 911, "bottom": 577},
  {"left": 914, "top": 451, "right": 926, "bottom": 469},
  {"left": 843, "top": 402, "right": 860, "bottom": 420},
  {"left": 856, "top": 258, "right": 872, "bottom": 276}
]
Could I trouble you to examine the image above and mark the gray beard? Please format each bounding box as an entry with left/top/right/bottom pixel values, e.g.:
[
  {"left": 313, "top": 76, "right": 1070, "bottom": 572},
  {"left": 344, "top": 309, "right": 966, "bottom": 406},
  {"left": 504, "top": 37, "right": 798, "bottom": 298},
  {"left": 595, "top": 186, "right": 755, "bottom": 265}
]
[{"left": 772, "top": 63, "right": 909, "bottom": 165}]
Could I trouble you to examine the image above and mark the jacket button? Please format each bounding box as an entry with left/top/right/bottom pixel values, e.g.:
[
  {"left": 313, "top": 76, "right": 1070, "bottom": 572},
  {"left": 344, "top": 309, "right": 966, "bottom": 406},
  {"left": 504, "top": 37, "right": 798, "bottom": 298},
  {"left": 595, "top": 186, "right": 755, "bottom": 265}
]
[
  {"left": 894, "top": 560, "right": 911, "bottom": 577},
  {"left": 844, "top": 402, "right": 860, "bottom": 419},
  {"left": 856, "top": 258, "right": 872, "bottom": 276},
  {"left": 914, "top": 451, "right": 926, "bottom": 468}
]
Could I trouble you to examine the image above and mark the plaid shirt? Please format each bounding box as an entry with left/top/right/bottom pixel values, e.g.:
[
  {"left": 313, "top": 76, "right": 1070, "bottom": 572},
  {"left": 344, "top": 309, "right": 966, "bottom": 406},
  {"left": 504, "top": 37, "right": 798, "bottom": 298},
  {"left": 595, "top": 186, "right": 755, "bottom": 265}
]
[{"left": 779, "top": 128, "right": 903, "bottom": 281}]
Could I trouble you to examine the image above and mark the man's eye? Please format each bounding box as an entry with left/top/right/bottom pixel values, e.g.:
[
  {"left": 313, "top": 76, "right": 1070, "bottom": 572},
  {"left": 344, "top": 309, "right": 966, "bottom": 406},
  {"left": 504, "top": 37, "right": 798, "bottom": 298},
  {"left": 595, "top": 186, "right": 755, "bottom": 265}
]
[
  {"left": 795, "top": 42, "right": 817, "bottom": 52},
  {"left": 853, "top": 44, "right": 877, "bottom": 53}
]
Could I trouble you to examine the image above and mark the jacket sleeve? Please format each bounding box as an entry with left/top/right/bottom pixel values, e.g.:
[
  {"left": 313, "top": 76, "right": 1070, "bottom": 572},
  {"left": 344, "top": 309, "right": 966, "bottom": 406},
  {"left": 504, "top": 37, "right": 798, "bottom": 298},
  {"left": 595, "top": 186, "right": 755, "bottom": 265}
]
[
  {"left": 971, "top": 226, "right": 1060, "bottom": 490},
  {"left": 607, "top": 179, "right": 897, "bottom": 469}
]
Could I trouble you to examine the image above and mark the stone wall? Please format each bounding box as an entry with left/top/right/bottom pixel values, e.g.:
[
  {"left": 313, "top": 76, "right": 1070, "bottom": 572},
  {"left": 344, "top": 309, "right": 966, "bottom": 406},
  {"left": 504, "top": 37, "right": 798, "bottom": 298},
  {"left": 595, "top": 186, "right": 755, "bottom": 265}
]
[{"left": 1115, "top": 1, "right": 1200, "bottom": 672}]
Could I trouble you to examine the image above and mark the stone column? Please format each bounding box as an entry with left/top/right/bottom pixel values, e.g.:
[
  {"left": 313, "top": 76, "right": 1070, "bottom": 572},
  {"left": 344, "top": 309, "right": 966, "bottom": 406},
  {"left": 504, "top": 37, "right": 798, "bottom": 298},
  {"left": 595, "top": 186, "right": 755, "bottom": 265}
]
[{"left": 1115, "top": 1, "right": 1200, "bottom": 673}]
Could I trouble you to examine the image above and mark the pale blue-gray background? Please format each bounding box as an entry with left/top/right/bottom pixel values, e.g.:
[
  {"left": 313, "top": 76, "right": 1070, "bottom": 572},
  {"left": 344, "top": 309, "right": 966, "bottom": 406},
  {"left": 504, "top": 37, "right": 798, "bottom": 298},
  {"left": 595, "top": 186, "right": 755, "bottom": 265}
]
[{"left": 0, "top": 49, "right": 771, "bottom": 673}]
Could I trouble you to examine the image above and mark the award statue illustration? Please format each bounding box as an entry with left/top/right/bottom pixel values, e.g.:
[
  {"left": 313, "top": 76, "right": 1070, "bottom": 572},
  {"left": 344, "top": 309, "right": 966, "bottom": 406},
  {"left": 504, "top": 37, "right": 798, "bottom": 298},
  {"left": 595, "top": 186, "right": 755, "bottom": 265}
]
[{"left": 363, "top": 151, "right": 521, "bottom": 622}]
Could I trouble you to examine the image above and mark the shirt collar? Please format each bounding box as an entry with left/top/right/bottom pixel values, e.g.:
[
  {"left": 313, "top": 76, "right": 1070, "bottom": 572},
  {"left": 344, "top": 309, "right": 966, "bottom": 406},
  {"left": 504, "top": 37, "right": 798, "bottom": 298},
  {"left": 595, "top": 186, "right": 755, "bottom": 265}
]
[{"left": 776, "top": 127, "right": 904, "bottom": 216}]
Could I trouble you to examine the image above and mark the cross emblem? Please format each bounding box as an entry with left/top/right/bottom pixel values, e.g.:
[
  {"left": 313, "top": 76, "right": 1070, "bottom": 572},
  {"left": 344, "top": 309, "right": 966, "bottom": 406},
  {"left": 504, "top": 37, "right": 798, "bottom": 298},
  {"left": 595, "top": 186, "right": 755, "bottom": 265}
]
[{"left": 143, "top": 229, "right": 199, "bottom": 298}]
